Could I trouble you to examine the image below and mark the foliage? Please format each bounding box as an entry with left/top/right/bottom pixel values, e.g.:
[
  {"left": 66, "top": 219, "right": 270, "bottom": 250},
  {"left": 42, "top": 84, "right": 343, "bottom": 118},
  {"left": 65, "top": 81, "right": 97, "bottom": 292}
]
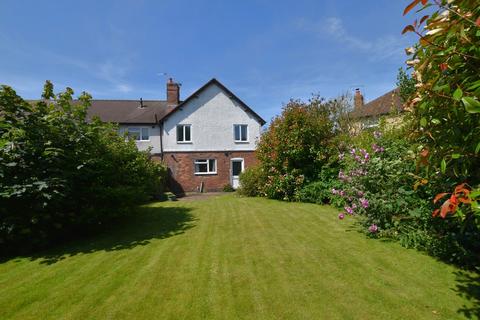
[
  {"left": 238, "top": 165, "right": 266, "bottom": 197},
  {"left": 295, "top": 164, "right": 342, "bottom": 206},
  {"left": 0, "top": 82, "right": 167, "bottom": 253},
  {"left": 332, "top": 129, "right": 477, "bottom": 263},
  {"left": 256, "top": 96, "right": 335, "bottom": 199},
  {"left": 222, "top": 184, "right": 235, "bottom": 192},
  {"left": 396, "top": 67, "right": 417, "bottom": 103},
  {"left": 402, "top": 0, "right": 480, "bottom": 184},
  {"left": 401, "top": 0, "right": 480, "bottom": 256}
]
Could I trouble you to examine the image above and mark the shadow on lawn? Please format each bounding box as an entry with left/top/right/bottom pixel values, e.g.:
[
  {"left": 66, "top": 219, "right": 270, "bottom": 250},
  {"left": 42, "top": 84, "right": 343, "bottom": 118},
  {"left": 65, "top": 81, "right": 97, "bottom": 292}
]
[
  {"left": 26, "top": 205, "right": 196, "bottom": 265},
  {"left": 454, "top": 270, "right": 480, "bottom": 319}
]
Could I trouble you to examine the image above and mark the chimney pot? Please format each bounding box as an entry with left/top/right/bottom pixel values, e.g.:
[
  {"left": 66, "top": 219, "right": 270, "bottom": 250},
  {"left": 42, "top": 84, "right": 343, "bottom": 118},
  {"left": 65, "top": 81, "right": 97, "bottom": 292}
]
[
  {"left": 354, "top": 88, "right": 364, "bottom": 109},
  {"left": 167, "top": 78, "right": 180, "bottom": 106}
]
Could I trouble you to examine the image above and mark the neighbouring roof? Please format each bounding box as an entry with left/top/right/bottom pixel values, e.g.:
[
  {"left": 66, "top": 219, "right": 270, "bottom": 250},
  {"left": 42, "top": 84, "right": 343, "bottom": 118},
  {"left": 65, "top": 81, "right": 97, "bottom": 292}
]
[
  {"left": 351, "top": 88, "right": 403, "bottom": 118},
  {"left": 86, "top": 100, "right": 175, "bottom": 124},
  {"left": 162, "top": 78, "right": 266, "bottom": 125}
]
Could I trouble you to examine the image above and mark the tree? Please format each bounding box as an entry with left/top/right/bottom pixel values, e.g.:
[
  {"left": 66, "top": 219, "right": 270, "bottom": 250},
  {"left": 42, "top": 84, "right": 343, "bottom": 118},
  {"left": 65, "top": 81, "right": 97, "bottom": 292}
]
[
  {"left": 256, "top": 96, "right": 335, "bottom": 200},
  {"left": 402, "top": 0, "right": 480, "bottom": 182},
  {"left": 396, "top": 67, "right": 417, "bottom": 104},
  {"left": 0, "top": 82, "right": 166, "bottom": 253}
]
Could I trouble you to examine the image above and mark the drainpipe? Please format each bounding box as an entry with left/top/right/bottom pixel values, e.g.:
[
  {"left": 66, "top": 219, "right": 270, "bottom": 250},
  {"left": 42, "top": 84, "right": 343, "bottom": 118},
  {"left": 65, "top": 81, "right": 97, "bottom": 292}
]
[{"left": 159, "top": 120, "right": 164, "bottom": 161}]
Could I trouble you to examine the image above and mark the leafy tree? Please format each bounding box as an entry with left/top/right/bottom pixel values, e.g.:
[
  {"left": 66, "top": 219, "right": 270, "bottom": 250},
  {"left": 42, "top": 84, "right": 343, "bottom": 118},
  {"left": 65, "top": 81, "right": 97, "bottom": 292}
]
[
  {"left": 0, "top": 82, "right": 166, "bottom": 254},
  {"left": 396, "top": 67, "right": 417, "bottom": 104},
  {"left": 402, "top": 0, "right": 480, "bottom": 183},
  {"left": 402, "top": 0, "right": 480, "bottom": 241},
  {"left": 256, "top": 96, "right": 335, "bottom": 200}
]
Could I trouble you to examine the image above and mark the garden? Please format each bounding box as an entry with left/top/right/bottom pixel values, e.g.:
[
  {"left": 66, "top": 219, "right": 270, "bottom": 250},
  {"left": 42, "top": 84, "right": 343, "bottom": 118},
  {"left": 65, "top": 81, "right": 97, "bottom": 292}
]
[
  {"left": 240, "top": 0, "right": 480, "bottom": 267},
  {"left": 0, "top": 0, "right": 479, "bottom": 318}
]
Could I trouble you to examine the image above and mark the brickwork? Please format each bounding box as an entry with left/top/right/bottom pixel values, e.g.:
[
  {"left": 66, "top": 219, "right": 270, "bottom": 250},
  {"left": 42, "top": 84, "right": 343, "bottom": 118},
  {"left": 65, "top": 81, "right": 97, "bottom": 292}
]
[{"left": 153, "top": 151, "right": 258, "bottom": 194}]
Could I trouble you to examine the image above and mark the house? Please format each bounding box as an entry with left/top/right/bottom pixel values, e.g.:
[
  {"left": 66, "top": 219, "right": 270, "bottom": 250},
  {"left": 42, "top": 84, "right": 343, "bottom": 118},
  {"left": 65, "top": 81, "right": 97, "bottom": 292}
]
[
  {"left": 350, "top": 88, "right": 404, "bottom": 130},
  {"left": 86, "top": 78, "right": 266, "bottom": 194}
]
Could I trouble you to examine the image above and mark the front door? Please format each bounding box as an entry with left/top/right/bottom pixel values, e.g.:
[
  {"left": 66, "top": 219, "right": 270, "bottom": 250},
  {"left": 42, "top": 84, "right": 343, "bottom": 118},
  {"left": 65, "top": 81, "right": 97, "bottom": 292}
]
[{"left": 231, "top": 159, "right": 244, "bottom": 189}]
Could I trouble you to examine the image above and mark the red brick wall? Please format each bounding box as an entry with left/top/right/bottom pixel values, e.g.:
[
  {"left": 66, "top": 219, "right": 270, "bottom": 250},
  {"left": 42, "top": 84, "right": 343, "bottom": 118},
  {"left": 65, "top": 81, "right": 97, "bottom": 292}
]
[{"left": 153, "top": 151, "right": 258, "bottom": 194}]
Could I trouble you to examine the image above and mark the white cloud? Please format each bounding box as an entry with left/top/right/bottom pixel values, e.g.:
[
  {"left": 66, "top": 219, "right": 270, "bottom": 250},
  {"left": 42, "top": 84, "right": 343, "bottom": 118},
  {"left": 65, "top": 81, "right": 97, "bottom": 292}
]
[{"left": 297, "top": 16, "right": 408, "bottom": 61}]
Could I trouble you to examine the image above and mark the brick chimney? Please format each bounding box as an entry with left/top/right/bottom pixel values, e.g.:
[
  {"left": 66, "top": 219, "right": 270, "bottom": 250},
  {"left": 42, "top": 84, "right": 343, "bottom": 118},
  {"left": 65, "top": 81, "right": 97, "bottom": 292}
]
[
  {"left": 354, "top": 88, "right": 364, "bottom": 109},
  {"left": 167, "top": 78, "right": 180, "bottom": 106}
]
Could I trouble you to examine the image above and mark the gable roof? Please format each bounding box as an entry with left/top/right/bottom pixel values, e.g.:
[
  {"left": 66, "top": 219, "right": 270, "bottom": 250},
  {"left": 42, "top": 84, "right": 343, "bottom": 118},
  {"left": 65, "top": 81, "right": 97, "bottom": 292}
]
[
  {"left": 163, "top": 78, "right": 266, "bottom": 125},
  {"left": 351, "top": 88, "right": 403, "bottom": 119},
  {"left": 28, "top": 79, "right": 265, "bottom": 125},
  {"left": 86, "top": 100, "right": 175, "bottom": 124}
]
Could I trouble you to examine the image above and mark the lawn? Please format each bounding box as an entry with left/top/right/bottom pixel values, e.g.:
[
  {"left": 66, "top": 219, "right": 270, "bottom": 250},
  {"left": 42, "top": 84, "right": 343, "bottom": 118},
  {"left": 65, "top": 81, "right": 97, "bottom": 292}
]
[{"left": 0, "top": 195, "right": 478, "bottom": 319}]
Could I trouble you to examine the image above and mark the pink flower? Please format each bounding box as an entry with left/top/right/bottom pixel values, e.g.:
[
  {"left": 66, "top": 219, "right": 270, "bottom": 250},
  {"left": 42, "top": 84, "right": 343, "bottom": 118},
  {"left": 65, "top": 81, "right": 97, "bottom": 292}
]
[
  {"left": 344, "top": 206, "right": 354, "bottom": 215},
  {"left": 331, "top": 188, "right": 338, "bottom": 195},
  {"left": 357, "top": 191, "right": 364, "bottom": 197},
  {"left": 368, "top": 224, "right": 378, "bottom": 233},
  {"left": 338, "top": 213, "right": 345, "bottom": 220},
  {"left": 374, "top": 131, "right": 381, "bottom": 139},
  {"left": 372, "top": 144, "right": 385, "bottom": 153},
  {"left": 359, "top": 198, "right": 369, "bottom": 208},
  {"left": 351, "top": 203, "right": 357, "bottom": 210}
]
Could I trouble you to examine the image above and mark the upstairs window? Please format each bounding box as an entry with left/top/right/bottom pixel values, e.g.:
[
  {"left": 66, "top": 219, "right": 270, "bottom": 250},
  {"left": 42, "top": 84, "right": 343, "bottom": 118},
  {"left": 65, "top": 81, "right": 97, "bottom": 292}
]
[
  {"left": 194, "top": 159, "right": 217, "bottom": 174},
  {"left": 177, "top": 124, "right": 192, "bottom": 143},
  {"left": 126, "top": 127, "right": 149, "bottom": 141},
  {"left": 234, "top": 124, "right": 248, "bottom": 142}
]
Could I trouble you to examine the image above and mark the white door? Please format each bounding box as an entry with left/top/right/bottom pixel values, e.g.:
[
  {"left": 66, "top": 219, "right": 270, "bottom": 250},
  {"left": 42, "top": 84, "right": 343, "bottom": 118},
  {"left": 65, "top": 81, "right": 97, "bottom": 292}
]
[{"left": 231, "top": 159, "right": 244, "bottom": 189}]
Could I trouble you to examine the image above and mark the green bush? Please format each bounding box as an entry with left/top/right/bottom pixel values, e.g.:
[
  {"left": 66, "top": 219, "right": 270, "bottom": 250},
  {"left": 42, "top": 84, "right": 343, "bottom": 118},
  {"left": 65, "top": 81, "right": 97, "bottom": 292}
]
[
  {"left": 238, "top": 166, "right": 266, "bottom": 197},
  {"left": 0, "top": 82, "right": 167, "bottom": 254},
  {"left": 222, "top": 184, "right": 235, "bottom": 192},
  {"left": 333, "top": 129, "right": 478, "bottom": 264},
  {"left": 295, "top": 165, "right": 342, "bottom": 205}
]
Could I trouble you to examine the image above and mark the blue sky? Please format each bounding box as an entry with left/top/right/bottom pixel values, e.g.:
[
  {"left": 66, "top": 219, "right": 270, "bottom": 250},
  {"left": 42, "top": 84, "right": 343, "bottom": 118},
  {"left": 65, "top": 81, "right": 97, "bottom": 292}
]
[{"left": 0, "top": 0, "right": 416, "bottom": 122}]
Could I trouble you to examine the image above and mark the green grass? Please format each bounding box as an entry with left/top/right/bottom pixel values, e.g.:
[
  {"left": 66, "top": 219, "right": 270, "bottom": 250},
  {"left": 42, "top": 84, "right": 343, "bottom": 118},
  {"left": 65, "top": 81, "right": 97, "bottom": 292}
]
[{"left": 0, "top": 195, "right": 478, "bottom": 319}]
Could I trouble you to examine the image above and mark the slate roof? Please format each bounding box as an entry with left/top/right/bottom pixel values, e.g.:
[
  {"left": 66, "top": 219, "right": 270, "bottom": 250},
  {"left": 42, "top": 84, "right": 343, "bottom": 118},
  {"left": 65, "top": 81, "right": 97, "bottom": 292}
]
[
  {"left": 351, "top": 88, "right": 403, "bottom": 118},
  {"left": 29, "top": 78, "right": 266, "bottom": 125},
  {"left": 86, "top": 100, "right": 175, "bottom": 124}
]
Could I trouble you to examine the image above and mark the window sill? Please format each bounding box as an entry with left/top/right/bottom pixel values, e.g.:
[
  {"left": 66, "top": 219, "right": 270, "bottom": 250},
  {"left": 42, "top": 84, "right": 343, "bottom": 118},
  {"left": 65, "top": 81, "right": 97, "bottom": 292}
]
[
  {"left": 234, "top": 141, "right": 250, "bottom": 144},
  {"left": 194, "top": 172, "right": 217, "bottom": 176},
  {"left": 177, "top": 141, "right": 193, "bottom": 144}
]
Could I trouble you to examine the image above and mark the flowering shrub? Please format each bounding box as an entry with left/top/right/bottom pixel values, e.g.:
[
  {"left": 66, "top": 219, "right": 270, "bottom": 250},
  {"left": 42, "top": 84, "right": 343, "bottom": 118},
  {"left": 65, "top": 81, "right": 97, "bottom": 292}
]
[
  {"left": 334, "top": 131, "right": 427, "bottom": 231},
  {"left": 256, "top": 96, "right": 335, "bottom": 200}
]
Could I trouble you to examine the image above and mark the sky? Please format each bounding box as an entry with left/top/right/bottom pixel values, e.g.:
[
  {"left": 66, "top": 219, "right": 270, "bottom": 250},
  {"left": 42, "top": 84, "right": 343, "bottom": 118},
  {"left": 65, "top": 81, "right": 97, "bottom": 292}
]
[{"left": 0, "top": 0, "right": 417, "bottom": 122}]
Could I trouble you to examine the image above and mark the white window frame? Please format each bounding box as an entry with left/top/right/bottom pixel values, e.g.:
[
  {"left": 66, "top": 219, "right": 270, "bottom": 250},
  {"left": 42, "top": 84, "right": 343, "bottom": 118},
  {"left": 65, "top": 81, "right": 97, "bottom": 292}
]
[
  {"left": 194, "top": 159, "right": 217, "bottom": 175},
  {"left": 177, "top": 124, "right": 192, "bottom": 143},
  {"left": 125, "top": 127, "right": 150, "bottom": 141},
  {"left": 233, "top": 124, "right": 249, "bottom": 143}
]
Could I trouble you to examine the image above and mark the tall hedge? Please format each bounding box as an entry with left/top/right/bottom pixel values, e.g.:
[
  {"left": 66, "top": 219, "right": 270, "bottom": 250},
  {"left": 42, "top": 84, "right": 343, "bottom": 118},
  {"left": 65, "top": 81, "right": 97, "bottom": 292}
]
[{"left": 0, "top": 82, "right": 167, "bottom": 254}]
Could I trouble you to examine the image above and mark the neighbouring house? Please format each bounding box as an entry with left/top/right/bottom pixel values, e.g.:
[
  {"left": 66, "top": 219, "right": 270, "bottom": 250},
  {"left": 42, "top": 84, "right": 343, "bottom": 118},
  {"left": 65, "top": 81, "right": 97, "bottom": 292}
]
[
  {"left": 350, "top": 88, "right": 404, "bottom": 131},
  {"left": 86, "top": 78, "right": 266, "bottom": 194}
]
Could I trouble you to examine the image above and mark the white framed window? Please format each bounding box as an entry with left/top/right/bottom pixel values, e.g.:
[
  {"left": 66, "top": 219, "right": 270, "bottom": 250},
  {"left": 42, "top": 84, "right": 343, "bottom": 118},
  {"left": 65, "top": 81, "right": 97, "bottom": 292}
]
[
  {"left": 177, "top": 124, "right": 192, "bottom": 143},
  {"left": 126, "top": 127, "right": 149, "bottom": 141},
  {"left": 194, "top": 159, "right": 217, "bottom": 175},
  {"left": 234, "top": 124, "right": 248, "bottom": 142}
]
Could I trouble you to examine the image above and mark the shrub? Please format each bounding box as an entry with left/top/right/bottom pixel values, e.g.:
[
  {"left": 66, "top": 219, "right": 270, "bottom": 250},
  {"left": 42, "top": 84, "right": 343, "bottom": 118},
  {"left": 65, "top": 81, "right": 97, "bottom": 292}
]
[
  {"left": 238, "top": 166, "right": 266, "bottom": 197},
  {"left": 333, "top": 129, "right": 478, "bottom": 264},
  {"left": 256, "top": 96, "right": 336, "bottom": 199},
  {"left": 0, "top": 82, "right": 167, "bottom": 254},
  {"left": 295, "top": 165, "right": 342, "bottom": 205},
  {"left": 263, "top": 169, "right": 304, "bottom": 201},
  {"left": 222, "top": 184, "right": 235, "bottom": 192}
]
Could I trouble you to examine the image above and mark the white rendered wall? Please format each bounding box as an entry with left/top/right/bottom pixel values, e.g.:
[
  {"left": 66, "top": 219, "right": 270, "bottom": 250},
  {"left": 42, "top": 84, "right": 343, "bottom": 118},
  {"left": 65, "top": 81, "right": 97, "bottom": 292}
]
[
  {"left": 118, "top": 124, "right": 162, "bottom": 154},
  {"left": 162, "top": 83, "right": 262, "bottom": 152}
]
